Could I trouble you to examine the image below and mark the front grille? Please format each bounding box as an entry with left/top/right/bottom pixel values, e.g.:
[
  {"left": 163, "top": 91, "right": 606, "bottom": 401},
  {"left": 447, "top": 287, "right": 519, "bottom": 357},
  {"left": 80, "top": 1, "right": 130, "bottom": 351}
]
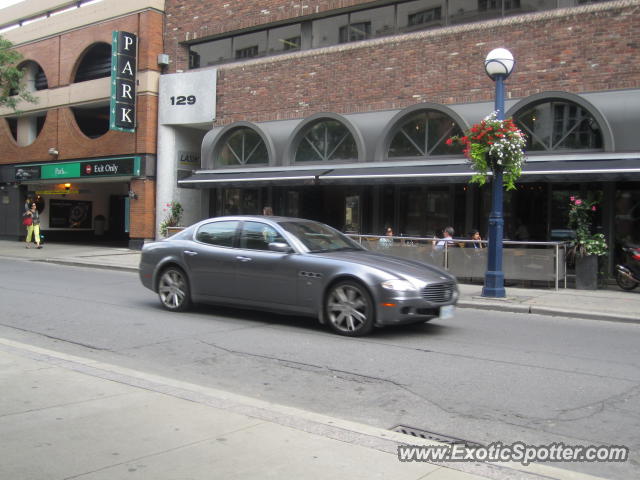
[{"left": 421, "top": 282, "right": 455, "bottom": 303}]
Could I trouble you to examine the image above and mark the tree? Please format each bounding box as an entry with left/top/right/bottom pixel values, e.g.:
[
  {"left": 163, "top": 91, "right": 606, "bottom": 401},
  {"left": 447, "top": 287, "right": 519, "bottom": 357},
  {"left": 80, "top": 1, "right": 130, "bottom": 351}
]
[{"left": 0, "top": 35, "right": 37, "bottom": 111}]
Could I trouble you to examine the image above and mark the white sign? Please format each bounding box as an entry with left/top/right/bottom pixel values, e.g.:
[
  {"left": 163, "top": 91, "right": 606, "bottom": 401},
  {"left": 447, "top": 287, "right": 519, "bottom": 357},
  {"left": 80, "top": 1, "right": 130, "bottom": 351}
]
[{"left": 159, "top": 69, "right": 217, "bottom": 125}]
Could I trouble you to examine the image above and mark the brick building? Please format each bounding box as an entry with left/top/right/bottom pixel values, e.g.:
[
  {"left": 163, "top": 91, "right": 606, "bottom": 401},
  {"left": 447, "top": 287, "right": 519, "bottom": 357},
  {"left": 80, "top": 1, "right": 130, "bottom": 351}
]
[
  {"left": 157, "top": 0, "right": 639, "bottom": 272},
  {"left": 0, "top": 0, "right": 164, "bottom": 248}
]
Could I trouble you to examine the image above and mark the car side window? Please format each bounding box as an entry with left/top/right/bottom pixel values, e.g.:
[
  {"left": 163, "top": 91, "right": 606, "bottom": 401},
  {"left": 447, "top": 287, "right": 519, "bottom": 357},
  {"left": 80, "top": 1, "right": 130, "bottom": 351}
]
[
  {"left": 240, "top": 221, "right": 287, "bottom": 251},
  {"left": 195, "top": 220, "right": 239, "bottom": 247}
]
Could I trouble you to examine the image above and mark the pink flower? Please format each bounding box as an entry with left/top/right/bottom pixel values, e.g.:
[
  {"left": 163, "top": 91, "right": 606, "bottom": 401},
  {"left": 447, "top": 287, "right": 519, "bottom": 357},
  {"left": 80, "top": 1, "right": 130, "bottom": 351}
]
[
  {"left": 592, "top": 206, "right": 596, "bottom": 211},
  {"left": 570, "top": 196, "right": 575, "bottom": 201},
  {"left": 575, "top": 199, "right": 582, "bottom": 206}
]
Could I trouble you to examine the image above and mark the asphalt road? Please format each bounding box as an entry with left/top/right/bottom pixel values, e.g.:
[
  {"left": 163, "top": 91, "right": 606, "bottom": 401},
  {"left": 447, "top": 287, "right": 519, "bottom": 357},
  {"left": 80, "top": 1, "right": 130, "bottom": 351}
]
[{"left": 1, "top": 258, "right": 638, "bottom": 479}]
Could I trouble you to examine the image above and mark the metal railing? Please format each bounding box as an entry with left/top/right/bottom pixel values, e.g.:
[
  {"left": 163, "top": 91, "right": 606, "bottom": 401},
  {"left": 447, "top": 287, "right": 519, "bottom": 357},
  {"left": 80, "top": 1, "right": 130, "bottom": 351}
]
[{"left": 348, "top": 234, "right": 568, "bottom": 290}]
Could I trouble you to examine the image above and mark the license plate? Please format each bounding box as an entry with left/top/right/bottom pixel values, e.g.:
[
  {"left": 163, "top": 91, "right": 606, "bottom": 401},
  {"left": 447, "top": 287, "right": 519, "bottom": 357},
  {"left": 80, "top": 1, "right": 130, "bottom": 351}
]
[{"left": 439, "top": 305, "right": 455, "bottom": 320}]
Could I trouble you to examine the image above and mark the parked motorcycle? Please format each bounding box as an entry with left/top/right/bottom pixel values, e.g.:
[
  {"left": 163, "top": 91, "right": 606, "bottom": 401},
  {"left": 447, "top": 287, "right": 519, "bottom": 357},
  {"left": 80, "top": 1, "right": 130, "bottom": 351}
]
[{"left": 615, "top": 244, "right": 640, "bottom": 291}]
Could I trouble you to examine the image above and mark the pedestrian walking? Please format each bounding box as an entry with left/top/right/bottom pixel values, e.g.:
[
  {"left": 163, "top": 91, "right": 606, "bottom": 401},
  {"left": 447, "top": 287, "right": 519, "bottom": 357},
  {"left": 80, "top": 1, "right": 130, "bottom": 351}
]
[{"left": 23, "top": 202, "right": 42, "bottom": 249}]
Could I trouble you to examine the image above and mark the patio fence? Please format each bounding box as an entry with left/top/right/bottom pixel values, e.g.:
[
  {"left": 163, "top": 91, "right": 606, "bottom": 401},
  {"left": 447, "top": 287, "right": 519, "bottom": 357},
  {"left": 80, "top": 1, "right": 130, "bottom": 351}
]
[{"left": 348, "top": 235, "right": 568, "bottom": 290}]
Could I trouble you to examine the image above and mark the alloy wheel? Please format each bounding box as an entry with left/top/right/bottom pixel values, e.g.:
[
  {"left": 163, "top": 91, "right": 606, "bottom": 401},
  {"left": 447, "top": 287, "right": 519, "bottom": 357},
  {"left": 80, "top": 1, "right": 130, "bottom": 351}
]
[
  {"left": 325, "top": 281, "right": 374, "bottom": 336},
  {"left": 158, "top": 267, "right": 191, "bottom": 311}
]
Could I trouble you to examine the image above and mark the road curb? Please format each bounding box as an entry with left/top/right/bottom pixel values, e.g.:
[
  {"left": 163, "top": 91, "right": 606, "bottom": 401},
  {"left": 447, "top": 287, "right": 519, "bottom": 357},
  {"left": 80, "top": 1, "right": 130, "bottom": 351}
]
[
  {"left": 38, "top": 259, "right": 138, "bottom": 273},
  {"left": 457, "top": 301, "right": 640, "bottom": 324}
]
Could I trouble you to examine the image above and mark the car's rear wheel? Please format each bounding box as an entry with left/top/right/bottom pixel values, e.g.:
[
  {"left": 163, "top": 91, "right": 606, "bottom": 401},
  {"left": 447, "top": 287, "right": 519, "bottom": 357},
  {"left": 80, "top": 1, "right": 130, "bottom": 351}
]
[
  {"left": 325, "top": 281, "right": 374, "bottom": 336},
  {"left": 158, "top": 266, "right": 192, "bottom": 311}
]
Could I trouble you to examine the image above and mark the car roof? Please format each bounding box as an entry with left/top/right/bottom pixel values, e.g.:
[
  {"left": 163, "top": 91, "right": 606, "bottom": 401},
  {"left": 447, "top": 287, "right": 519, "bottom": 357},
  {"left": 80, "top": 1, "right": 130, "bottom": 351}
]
[{"left": 201, "top": 215, "right": 316, "bottom": 223}]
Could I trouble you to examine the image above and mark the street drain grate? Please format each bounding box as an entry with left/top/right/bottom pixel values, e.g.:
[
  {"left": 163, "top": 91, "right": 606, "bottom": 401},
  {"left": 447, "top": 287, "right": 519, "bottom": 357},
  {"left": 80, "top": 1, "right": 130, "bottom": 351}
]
[{"left": 390, "top": 425, "right": 483, "bottom": 448}]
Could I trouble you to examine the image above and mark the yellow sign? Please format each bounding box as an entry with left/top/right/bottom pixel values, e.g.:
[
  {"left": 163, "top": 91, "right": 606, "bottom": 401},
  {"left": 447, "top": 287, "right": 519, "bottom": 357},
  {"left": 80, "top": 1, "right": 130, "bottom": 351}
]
[{"left": 36, "top": 190, "right": 79, "bottom": 195}]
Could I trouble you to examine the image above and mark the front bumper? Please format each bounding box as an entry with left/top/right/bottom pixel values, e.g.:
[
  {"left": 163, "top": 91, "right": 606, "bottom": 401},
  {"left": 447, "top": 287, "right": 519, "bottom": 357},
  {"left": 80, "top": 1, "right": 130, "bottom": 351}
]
[{"left": 374, "top": 283, "right": 458, "bottom": 326}]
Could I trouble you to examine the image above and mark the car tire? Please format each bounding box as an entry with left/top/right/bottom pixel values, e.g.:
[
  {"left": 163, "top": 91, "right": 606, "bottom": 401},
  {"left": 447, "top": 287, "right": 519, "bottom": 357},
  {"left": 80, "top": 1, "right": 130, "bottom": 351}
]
[
  {"left": 616, "top": 271, "right": 638, "bottom": 291},
  {"left": 325, "top": 280, "right": 375, "bottom": 336},
  {"left": 158, "top": 266, "right": 192, "bottom": 311}
]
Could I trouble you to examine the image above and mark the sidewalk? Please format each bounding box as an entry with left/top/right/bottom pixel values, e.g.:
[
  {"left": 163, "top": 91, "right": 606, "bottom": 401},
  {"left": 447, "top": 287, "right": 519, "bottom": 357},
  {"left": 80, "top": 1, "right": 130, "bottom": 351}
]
[
  {"left": 0, "top": 338, "right": 607, "bottom": 480},
  {"left": 0, "top": 239, "right": 638, "bottom": 324}
]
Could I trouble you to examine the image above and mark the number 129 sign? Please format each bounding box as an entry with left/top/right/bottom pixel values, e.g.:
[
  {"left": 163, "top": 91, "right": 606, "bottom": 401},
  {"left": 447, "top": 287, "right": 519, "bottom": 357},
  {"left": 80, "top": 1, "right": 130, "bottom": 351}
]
[
  {"left": 170, "top": 95, "right": 196, "bottom": 105},
  {"left": 158, "top": 69, "right": 216, "bottom": 125}
]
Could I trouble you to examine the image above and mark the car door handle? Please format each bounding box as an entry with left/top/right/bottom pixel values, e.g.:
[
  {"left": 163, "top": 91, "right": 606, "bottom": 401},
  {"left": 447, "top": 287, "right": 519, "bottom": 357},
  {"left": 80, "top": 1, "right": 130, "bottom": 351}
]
[
  {"left": 184, "top": 250, "right": 198, "bottom": 256},
  {"left": 236, "top": 256, "right": 252, "bottom": 262}
]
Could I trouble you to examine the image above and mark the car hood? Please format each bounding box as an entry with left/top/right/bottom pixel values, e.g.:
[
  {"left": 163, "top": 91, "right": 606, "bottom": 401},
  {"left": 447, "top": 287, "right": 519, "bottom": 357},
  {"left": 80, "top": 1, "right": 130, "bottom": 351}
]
[{"left": 315, "top": 250, "right": 455, "bottom": 283}]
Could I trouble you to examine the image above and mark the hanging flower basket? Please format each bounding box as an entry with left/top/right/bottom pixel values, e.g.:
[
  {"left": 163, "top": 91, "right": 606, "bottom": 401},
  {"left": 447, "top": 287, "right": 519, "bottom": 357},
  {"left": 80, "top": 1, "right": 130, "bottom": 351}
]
[{"left": 446, "top": 112, "right": 527, "bottom": 191}]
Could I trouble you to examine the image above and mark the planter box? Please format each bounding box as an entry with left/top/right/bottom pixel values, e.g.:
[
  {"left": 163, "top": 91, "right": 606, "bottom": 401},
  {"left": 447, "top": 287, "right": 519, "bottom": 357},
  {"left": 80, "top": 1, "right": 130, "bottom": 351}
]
[
  {"left": 575, "top": 254, "right": 598, "bottom": 290},
  {"left": 166, "top": 226, "right": 185, "bottom": 237}
]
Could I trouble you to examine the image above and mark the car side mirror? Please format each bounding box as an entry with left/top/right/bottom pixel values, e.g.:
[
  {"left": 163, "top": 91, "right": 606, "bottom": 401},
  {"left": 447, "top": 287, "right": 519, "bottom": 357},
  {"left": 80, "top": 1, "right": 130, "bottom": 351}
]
[{"left": 269, "top": 242, "right": 293, "bottom": 253}]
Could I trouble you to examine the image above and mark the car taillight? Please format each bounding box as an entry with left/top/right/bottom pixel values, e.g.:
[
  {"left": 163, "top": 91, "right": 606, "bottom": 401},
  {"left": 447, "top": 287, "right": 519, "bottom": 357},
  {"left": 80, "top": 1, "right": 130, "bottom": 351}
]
[{"left": 632, "top": 249, "right": 640, "bottom": 261}]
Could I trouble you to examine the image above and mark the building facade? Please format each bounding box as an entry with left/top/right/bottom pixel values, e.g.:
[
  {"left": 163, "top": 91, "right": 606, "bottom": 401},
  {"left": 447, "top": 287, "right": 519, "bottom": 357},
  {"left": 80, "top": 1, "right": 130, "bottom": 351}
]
[
  {"left": 157, "top": 0, "right": 639, "bottom": 273},
  {"left": 0, "top": 0, "right": 164, "bottom": 248}
]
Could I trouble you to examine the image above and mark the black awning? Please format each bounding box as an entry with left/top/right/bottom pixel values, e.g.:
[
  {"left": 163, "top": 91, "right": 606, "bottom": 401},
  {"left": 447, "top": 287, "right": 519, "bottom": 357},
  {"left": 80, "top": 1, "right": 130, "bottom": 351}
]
[
  {"left": 178, "top": 168, "right": 331, "bottom": 188},
  {"left": 318, "top": 163, "right": 472, "bottom": 184},
  {"left": 178, "top": 157, "right": 640, "bottom": 188},
  {"left": 521, "top": 158, "right": 640, "bottom": 182}
]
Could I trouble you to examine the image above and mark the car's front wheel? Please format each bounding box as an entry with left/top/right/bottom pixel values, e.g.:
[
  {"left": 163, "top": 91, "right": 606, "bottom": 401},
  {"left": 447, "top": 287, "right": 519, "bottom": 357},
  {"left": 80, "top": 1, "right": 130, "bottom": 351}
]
[
  {"left": 158, "top": 266, "right": 192, "bottom": 311},
  {"left": 325, "top": 281, "right": 374, "bottom": 336}
]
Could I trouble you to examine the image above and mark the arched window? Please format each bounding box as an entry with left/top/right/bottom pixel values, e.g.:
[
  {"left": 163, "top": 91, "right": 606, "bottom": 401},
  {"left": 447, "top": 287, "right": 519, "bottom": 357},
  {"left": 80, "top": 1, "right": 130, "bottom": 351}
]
[
  {"left": 18, "top": 61, "right": 48, "bottom": 91},
  {"left": 74, "top": 43, "right": 112, "bottom": 83},
  {"left": 388, "top": 110, "right": 464, "bottom": 158},
  {"left": 514, "top": 100, "right": 603, "bottom": 152},
  {"left": 5, "top": 112, "right": 47, "bottom": 146},
  {"left": 71, "top": 103, "right": 110, "bottom": 139},
  {"left": 217, "top": 127, "right": 268, "bottom": 166},
  {"left": 295, "top": 119, "right": 357, "bottom": 162}
]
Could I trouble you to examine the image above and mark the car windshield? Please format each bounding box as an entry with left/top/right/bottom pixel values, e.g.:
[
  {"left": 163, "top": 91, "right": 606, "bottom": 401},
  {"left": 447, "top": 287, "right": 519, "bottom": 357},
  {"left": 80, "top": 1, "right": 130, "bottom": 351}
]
[{"left": 278, "top": 221, "right": 363, "bottom": 253}]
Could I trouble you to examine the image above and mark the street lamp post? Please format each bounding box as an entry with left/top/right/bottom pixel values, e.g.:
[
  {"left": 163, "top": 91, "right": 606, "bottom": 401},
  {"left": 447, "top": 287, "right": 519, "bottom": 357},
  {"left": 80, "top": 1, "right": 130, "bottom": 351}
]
[{"left": 482, "top": 48, "right": 515, "bottom": 298}]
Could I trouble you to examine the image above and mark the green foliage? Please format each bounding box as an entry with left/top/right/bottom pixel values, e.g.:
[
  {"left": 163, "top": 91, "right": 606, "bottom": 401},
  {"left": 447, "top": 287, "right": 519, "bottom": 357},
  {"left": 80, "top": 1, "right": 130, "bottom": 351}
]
[
  {"left": 567, "top": 196, "right": 608, "bottom": 258},
  {"left": 159, "top": 201, "right": 184, "bottom": 237},
  {"left": 0, "top": 36, "right": 37, "bottom": 111},
  {"left": 447, "top": 112, "right": 527, "bottom": 191}
]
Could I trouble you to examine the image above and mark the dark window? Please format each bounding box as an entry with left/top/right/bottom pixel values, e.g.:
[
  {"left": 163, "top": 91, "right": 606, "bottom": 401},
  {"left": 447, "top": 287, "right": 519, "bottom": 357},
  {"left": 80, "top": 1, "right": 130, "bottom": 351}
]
[
  {"left": 235, "top": 45, "right": 259, "bottom": 59},
  {"left": 196, "top": 221, "right": 239, "bottom": 247},
  {"left": 6, "top": 118, "right": 17, "bottom": 140},
  {"left": 74, "top": 43, "right": 112, "bottom": 83},
  {"left": 71, "top": 105, "right": 110, "bottom": 139},
  {"left": 35, "top": 67, "right": 48, "bottom": 90},
  {"left": 268, "top": 24, "right": 303, "bottom": 53},
  {"left": 515, "top": 100, "right": 603, "bottom": 152},
  {"left": 282, "top": 36, "right": 301, "bottom": 51},
  {"left": 189, "top": 50, "right": 200, "bottom": 69},
  {"left": 295, "top": 120, "right": 358, "bottom": 163},
  {"left": 339, "top": 21, "right": 371, "bottom": 43},
  {"left": 217, "top": 128, "right": 269, "bottom": 166},
  {"left": 408, "top": 7, "right": 442, "bottom": 26},
  {"left": 389, "top": 110, "right": 464, "bottom": 158},
  {"left": 4, "top": 112, "right": 47, "bottom": 145},
  {"left": 478, "top": 0, "right": 501, "bottom": 11}
]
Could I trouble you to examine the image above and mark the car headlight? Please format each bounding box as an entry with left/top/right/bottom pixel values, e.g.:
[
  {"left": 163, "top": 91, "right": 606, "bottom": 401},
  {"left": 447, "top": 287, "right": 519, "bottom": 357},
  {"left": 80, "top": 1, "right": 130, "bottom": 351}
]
[{"left": 381, "top": 279, "right": 418, "bottom": 292}]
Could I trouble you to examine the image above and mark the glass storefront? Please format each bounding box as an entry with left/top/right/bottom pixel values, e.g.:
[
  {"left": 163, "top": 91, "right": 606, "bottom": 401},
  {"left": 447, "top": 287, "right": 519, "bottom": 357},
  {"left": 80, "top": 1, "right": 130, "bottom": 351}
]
[{"left": 208, "top": 179, "right": 638, "bottom": 276}]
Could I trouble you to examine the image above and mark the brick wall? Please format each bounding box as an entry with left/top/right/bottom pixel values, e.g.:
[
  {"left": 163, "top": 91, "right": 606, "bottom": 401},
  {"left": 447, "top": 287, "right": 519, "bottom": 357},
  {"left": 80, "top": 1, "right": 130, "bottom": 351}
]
[
  {"left": 129, "top": 178, "right": 156, "bottom": 239},
  {"left": 164, "top": 1, "right": 640, "bottom": 126}
]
